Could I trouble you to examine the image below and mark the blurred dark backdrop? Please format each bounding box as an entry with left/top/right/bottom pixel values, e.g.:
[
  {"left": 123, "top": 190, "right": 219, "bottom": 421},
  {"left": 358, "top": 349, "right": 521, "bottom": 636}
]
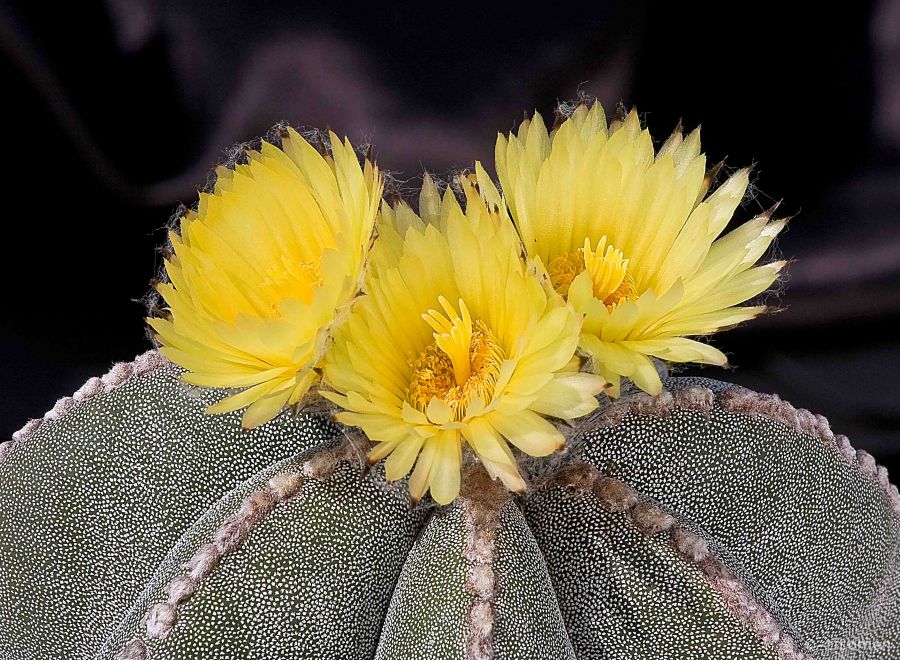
[{"left": 1, "top": 1, "right": 898, "bottom": 471}]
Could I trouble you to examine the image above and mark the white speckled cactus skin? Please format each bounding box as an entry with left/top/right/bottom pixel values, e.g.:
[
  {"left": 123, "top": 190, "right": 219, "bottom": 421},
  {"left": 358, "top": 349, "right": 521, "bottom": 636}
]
[{"left": 0, "top": 352, "right": 898, "bottom": 659}]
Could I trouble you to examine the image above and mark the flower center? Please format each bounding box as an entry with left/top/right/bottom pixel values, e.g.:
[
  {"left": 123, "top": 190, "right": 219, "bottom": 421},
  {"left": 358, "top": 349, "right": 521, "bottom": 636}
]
[
  {"left": 260, "top": 256, "right": 323, "bottom": 313},
  {"left": 547, "top": 236, "right": 637, "bottom": 308},
  {"left": 408, "top": 297, "right": 505, "bottom": 420}
]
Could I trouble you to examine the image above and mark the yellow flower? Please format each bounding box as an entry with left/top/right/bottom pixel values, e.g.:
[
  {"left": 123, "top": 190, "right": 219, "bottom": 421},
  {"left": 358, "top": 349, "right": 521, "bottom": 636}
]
[
  {"left": 148, "top": 129, "right": 382, "bottom": 429},
  {"left": 491, "top": 102, "right": 786, "bottom": 395},
  {"left": 321, "top": 177, "right": 607, "bottom": 505}
]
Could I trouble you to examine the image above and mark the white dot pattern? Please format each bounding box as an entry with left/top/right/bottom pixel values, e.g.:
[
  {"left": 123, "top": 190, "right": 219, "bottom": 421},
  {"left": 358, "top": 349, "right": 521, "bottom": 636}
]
[
  {"left": 375, "top": 502, "right": 472, "bottom": 659},
  {"left": 101, "top": 456, "right": 314, "bottom": 657},
  {"left": 148, "top": 463, "right": 425, "bottom": 659},
  {"left": 523, "top": 486, "right": 779, "bottom": 659},
  {"left": 2, "top": 366, "right": 897, "bottom": 659},
  {"left": 577, "top": 377, "right": 900, "bottom": 657},
  {"left": 492, "top": 501, "right": 576, "bottom": 659},
  {"left": 0, "top": 364, "right": 339, "bottom": 659}
]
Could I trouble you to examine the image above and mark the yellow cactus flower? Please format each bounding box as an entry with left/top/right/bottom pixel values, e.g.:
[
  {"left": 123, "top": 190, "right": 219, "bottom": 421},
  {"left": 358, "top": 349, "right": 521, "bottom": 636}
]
[
  {"left": 148, "top": 128, "right": 382, "bottom": 429},
  {"left": 491, "top": 102, "right": 786, "bottom": 395},
  {"left": 321, "top": 177, "right": 607, "bottom": 505}
]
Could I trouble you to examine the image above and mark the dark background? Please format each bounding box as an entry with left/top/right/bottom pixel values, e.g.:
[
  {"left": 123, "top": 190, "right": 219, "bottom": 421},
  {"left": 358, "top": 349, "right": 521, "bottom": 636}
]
[{"left": 2, "top": 1, "right": 898, "bottom": 472}]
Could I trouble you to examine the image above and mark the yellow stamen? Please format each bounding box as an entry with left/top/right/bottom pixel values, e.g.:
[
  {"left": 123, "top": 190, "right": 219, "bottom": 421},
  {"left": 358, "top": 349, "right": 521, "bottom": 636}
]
[
  {"left": 582, "top": 237, "right": 637, "bottom": 307},
  {"left": 411, "top": 299, "right": 505, "bottom": 420},
  {"left": 547, "top": 237, "right": 637, "bottom": 308}
]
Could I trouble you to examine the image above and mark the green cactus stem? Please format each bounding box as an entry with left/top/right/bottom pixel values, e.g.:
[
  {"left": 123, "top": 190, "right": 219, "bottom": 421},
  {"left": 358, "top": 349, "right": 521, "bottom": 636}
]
[{"left": 0, "top": 353, "right": 897, "bottom": 659}]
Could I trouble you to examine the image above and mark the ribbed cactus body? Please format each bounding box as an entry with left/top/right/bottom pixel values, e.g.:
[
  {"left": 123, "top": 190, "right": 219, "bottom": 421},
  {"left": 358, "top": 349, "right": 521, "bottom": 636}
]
[{"left": 0, "top": 353, "right": 897, "bottom": 659}]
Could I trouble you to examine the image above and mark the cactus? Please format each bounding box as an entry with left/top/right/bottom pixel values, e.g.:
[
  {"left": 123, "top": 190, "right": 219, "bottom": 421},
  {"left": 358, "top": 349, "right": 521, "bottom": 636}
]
[
  {"left": 1, "top": 355, "right": 897, "bottom": 659},
  {"left": 3, "top": 104, "right": 898, "bottom": 659}
]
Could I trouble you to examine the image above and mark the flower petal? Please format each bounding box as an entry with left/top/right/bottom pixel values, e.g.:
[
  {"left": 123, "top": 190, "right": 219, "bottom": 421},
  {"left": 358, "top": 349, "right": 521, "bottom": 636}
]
[{"left": 488, "top": 410, "right": 564, "bottom": 457}]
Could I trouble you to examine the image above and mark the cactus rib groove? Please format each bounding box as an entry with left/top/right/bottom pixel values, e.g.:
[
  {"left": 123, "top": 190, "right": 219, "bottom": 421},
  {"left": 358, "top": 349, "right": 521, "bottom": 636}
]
[
  {"left": 116, "top": 470, "right": 307, "bottom": 656},
  {"left": 5, "top": 356, "right": 897, "bottom": 529},
  {"left": 112, "top": 434, "right": 389, "bottom": 660},
  {"left": 566, "top": 379, "right": 900, "bottom": 657},
  {"left": 531, "top": 463, "right": 811, "bottom": 660}
]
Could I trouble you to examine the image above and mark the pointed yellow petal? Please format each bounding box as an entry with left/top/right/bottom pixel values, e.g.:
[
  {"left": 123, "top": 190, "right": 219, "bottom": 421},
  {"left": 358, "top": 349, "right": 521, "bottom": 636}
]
[
  {"left": 240, "top": 385, "right": 293, "bottom": 429},
  {"left": 384, "top": 434, "right": 426, "bottom": 481},
  {"left": 488, "top": 410, "right": 564, "bottom": 457},
  {"left": 428, "top": 431, "right": 462, "bottom": 505}
]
